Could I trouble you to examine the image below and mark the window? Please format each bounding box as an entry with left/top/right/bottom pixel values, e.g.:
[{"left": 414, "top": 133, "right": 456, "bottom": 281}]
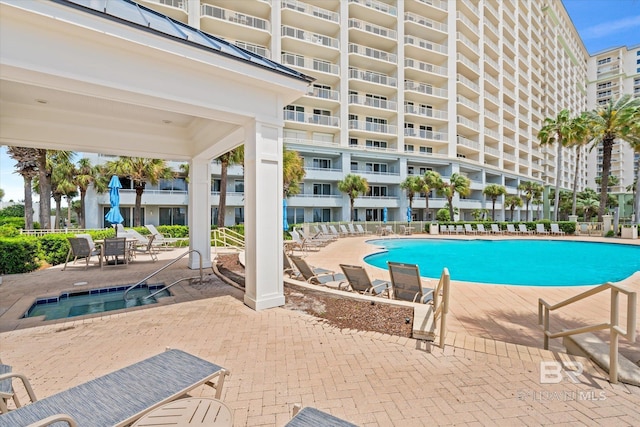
[
  {"left": 312, "top": 158, "right": 331, "bottom": 169},
  {"left": 350, "top": 161, "right": 358, "bottom": 171},
  {"left": 312, "top": 83, "right": 332, "bottom": 99},
  {"left": 408, "top": 166, "right": 414, "bottom": 175},
  {"left": 285, "top": 105, "right": 304, "bottom": 121},
  {"left": 159, "top": 178, "right": 187, "bottom": 191},
  {"left": 234, "top": 180, "right": 244, "bottom": 193},
  {"left": 597, "top": 57, "right": 611, "bottom": 65},
  {"left": 404, "top": 144, "right": 414, "bottom": 152},
  {"left": 350, "top": 138, "right": 358, "bottom": 146},
  {"left": 287, "top": 208, "right": 305, "bottom": 225},
  {"left": 159, "top": 207, "right": 186, "bottom": 226},
  {"left": 103, "top": 207, "right": 144, "bottom": 228},
  {"left": 419, "top": 146, "right": 433, "bottom": 154},
  {"left": 313, "top": 208, "right": 331, "bottom": 222},
  {"left": 365, "top": 162, "right": 388, "bottom": 173},
  {"left": 313, "top": 183, "right": 331, "bottom": 195},
  {"left": 234, "top": 208, "right": 244, "bottom": 225},
  {"left": 212, "top": 179, "right": 221, "bottom": 192},
  {"left": 365, "top": 139, "right": 387, "bottom": 149},
  {"left": 597, "top": 82, "right": 611, "bottom": 89},
  {"left": 367, "top": 186, "right": 388, "bottom": 197},
  {"left": 211, "top": 207, "right": 218, "bottom": 226},
  {"left": 365, "top": 93, "right": 388, "bottom": 108}
]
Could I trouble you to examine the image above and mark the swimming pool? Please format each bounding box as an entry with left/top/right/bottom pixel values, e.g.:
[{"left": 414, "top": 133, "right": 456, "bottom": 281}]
[
  {"left": 23, "top": 284, "right": 170, "bottom": 321},
  {"left": 364, "top": 239, "right": 640, "bottom": 286}
]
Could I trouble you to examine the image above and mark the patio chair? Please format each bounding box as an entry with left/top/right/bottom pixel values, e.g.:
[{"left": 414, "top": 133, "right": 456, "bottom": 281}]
[
  {"left": 550, "top": 223, "right": 566, "bottom": 236},
  {"left": 298, "top": 228, "right": 333, "bottom": 246},
  {"left": 536, "top": 224, "right": 550, "bottom": 235},
  {"left": 355, "top": 224, "right": 371, "bottom": 235},
  {"left": 448, "top": 224, "right": 458, "bottom": 234},
  {"left": 339, "top": 224, "right": 352, "bottom": 236},
  {"left": 476, "top": 224, "right": 489, "bottom": 234},
  {"left": 518, "top": 224, "right": 534, "bottom": 235},
  {"left": 455, "top": 225, "right": 465, "bottom": 234},
  {"left": 133, "top": 234, "right": 158, "bottom": 261},
  {"left": 387, "top": 261, "right": 433, "bottom": 304},
  {"left": 464, "top": 223, "right": 477, "bottom": 234},
  {"left": 145, "top": 224, "right": 188, "bottom": 248},
  {"left": 289, "top": 255, "right": 345, "bottom": 286},
  {"left": 328, "top": 225, "right": 342, "bottom": 238},
  {"left": 506, "top": 224, "right": 519, "bottom": 234},
  {"left": 62, "top": 237, "right": 102, "bottom": 270},
  {"left": 347, "top": 223, "right": 361, "bottom": 236},
  {"left": 440, "top": 224, "right": 449, "bottom": 234},
  {"left": 284, "top": 252, "right": 333, "bottom": 280},
  {"left": 287, "top": 406, "right": 357, "bottom": 427},
  {"left": 290, "top": 230, "right": 322, "bottom": 252},
  {"left": 101, "top": 237, "right": 128, "bottom": 268},
  {"left": 490, "top": 224, "right": 504, "bottom": 234},
  {"left": 1, "top": 361, "right": 32, "bottom": 414},
  {"left": 338, "top": 264, "right": 390, "bottom": 297},
  {"left": 0, "top": 349, "right": 229, "bottom": 427}
]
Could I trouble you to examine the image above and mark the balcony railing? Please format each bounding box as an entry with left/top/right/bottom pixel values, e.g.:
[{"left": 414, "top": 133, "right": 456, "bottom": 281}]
[
  {"left": 485, "top": 145, "right": 500, "bottom": 156},
  {"left": 485, "top": 38, "right": 499, "bottom": 53},
  {"left": 201, "top": 4, "right": 269, "bottom": 31},
  {"left": 456, "top": 12, "right": 479, "bottom": 33},
  {"left": 281, "top": 53, "right": 339, "bottom": 74},
  {"left": 503, "top": 136, "right": 515, "bottom": 147},
  {"left": 281, "top": 0, "right": 339, "bottom": 23},
  {"left": 485, "top": 128, "right": 500, "bottom": 140},
  {"left": 456, "top": 53, "right": 480, "bottom": 74},
  {"left": 348, "top": 43, "right": 397, "bottom": 64},
  {"left": 349, "top": 67, "right": 397, "bottom": 87},
  {"left": 348, "top": 0, "right": 397, "bottom": 16},
  {"left": 234, "top": 41, "right": 270, "bottom": 58},
  {"left": 404, "top": 105, "right": 447, "bottom": 120},
  {"left": 307, "top": 86, "right": 339, "bottom": 101},
  {"left": 349, "top": 94, "right": 397, "bottom": 110},
  {"left": 404, "top": 12, "right": 447, "bottom": 32},
  {"left": 405, "top": 58, "right": 447, "bottom": 76},
  {"left": 456, "top": 74, "right": 479, "bottom": 92},
  {"left": 404, "top": 128, "right": 447, "bottom": 141},
  {"left": 457, "top": 135, "right": 479, "bottom": 150},
  {"left": 349, "top": 120, "right": 397, "bottom": 134},
  {"left": 281, "top": 25, "right": 339, "bottom": 49},
  {"left": 404, "top": 35, "right": 447, "bottom": 54},
  {"left": 145, "top": 0, "right": 187, "bottom": 11},
  {"left": 485, "top": 110, "right": 499, "bottom": 122},
  {"left": 484, "top": 54, "right": 499, "bottom": 70},
  {"left": 457, "top": 116, "right": 480, "bottom": 131},
  {"left": 404, "top": 80, "right": 448, "bottom": 97},
  {"left": 456, "top": 95, "right": 479, "bottom": 111},
  {"left": 284, "top": 111, "right": 339, "bottom": 126},
  {"left": 456, "top": 32, "right": 478, "bottom": 52},
  {"left": 348, "top": 18, "right": 397, "bottom": 39}
]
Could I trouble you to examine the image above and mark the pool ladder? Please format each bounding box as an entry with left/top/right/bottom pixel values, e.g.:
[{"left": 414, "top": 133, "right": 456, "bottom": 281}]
[{"left": 123, "top": 249, "right": 206, "bottom": 301}]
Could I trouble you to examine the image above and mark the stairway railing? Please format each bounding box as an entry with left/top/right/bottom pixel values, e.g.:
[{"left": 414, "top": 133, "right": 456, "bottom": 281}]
[
  {"left": 538, "top": 283, "right": 637, "bottom": 384},
  {"left": 432, "top": 267, "right": 451, "bottom": 348},
  {"left": 211, "top": 227, "right": 245, "bottom": 250}
]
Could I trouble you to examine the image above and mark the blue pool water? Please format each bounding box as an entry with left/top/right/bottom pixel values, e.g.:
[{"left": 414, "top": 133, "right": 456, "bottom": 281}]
[
  {"left": 365, "top": 239, "right": 640, "bottom": 286},
  {"left": 23, "top": 284, "right": 170, "bottom": 321}
]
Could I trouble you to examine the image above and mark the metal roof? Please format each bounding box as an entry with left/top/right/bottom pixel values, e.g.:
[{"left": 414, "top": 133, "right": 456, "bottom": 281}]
[{"left": 57, "top": 0, "right": 315, "bottom": 83}]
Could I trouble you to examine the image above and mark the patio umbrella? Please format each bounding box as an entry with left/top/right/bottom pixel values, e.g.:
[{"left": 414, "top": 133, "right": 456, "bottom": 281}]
[
  {"left": 105, "top": 175, "right": 124, "bottom": 234},
  {"left": 407, "top": 206, "right": 412, "bottom": 223},
  {"left": 283, "top": 198, "right": 289, "bottom": 231},
  {"left": 382, "top": 207, "right": 388, "bottom": 224}
]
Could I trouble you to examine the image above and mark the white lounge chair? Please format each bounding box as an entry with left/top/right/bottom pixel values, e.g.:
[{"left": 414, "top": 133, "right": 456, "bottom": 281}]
[
  {"left": 506, "top": 224, "right": 519, "bottom": 234},
  {"left": 536, "top": 224, "right": 550, "bottom": 235},
  {"left": 464, "top": 224, "right": 477, "bottom": 234},
  {"left": 476, "top": 224, "right": 489, "bottom": 234},
  {"left": 339, "top": 224, "right": 352, "bottom": 236},
  {"left": 455, "top": 225, "right": 465, "bottom": 234},
  {"left": 490, "top": 224, "right": 504, "bottom": 234},
  {"left": 0, "top": 349, "right": 229, "bottom": 426},
  {"left": 550, "top": 223, "right": 566, "bottom": 236},
  {"left": 448, "top": 225, "right": 458, "bottom": 234},
  {"left": 328, "top": 225, "right": 342, "bottom": 238},
  {"left": 355, "top": 224, "right": 371, "bottom": 235},
  {"left": 518, "top": 224, "right": 534, "bottom": 235},
  {"left": 145, "top": 224, "right": 188, "bottom": 248}
]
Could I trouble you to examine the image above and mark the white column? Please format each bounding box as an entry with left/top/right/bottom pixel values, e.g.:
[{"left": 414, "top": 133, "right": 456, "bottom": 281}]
[
  {"left": 243, "top": 120, "right": 285, "bottom": 310},
  {"left": 188, "top": 158, "right": 212, "bottom": 269}
]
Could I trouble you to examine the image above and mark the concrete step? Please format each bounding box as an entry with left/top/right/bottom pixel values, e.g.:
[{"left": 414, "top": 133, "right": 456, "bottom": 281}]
[
  {"left": 412, "top": 303, "right": 435, "bottom": 341},
  {"left": 563, "top": 332, "right": 640, "bottom": 386}
]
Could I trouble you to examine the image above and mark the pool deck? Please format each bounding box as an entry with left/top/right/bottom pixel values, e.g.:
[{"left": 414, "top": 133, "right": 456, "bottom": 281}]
[{"left": 1, "top": 234, "right": 639, "bottom": 426}]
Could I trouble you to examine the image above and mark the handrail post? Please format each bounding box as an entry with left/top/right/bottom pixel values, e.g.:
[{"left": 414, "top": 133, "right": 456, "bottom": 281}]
[
  {"left": 610, "top": 288, "right": 619, "bottom": 384},
  {"left": 439, "top": 268, "right": 450, "bottom": 349},
  {"left": 543, "top": 307, "right": 550, "bottom": 350}
]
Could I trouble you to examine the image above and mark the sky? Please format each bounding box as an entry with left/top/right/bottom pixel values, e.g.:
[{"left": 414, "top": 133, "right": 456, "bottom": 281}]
[{"left": 1, "top": 1, "right": 640, "bottom": 203}]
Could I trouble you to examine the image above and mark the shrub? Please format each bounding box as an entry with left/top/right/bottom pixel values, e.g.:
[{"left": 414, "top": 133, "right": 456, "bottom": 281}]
[
  {"left": 0, "top": 224, "right": 20, "bottom": 238},
  {"left": 0, "top": 216, "right": 25, "bottom": 229},
  {"left": 0, "top": 236, "right": 40, "bottom": 274},
  {"left": 436, "top": 208, "right": 450, "bottom": 222},
  {"left": 39, "top": 233, "right": 74, "bottom": 265}
]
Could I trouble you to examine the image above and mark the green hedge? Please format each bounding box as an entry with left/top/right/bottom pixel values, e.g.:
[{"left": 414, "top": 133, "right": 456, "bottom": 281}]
[{"left": 0, "top": 236, "right": 40, "bottom": 274}]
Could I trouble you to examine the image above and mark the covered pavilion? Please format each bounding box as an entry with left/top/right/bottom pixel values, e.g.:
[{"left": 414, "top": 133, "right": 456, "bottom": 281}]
[{"left": 0, "top": 0, "right": 313, "bottom": 310}]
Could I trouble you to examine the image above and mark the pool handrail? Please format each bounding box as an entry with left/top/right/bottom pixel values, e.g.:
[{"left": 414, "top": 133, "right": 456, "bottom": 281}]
[
  {"left": 432, "top": 267, "right": 450, "bottom": 348},
  {"left": 123, "top": 249, "right": 205, "bottom": 301},
  {"left": 538, "top": 282, "right": 637, "bottom": 384}
]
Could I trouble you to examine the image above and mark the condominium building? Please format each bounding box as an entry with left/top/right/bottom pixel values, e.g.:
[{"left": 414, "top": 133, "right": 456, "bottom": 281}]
[
  {"left": 586, "top": 45, "right": 640, "bottom": 215},
  {"left": 86, "top": 0, "right": 593, "bottom": 228}
]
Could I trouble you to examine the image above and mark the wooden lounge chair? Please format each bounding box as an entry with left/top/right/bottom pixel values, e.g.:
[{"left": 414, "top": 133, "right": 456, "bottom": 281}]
[
  {"left": 338, "top": 264, "right": 390, "bottom": 297},
  {"left": 387, "top": 261, "right": 433, "bottom": 304},
  {"left": 0, "top": 349, "right": 229, "bottom": 427},
  {"left": 289, "top": 256, "right": 345, "bottom": 285},
  {"left": 63, "top": 237, "right": 102, "bottom": 270},
  {"left": 518, "top": 224, "right": 534, "bottom": 235},
  {"left": 536, "top": 223, "right": 550, "bottom": 235},
  {"left": 550, "top": 223, "right": 566, "bottom": 236},
  {"left": 287, "top": 406, "right": 357, "bottom": 427}
]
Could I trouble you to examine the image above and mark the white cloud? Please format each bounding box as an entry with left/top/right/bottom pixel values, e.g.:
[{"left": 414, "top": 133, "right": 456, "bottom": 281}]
[{"left": 581, "top": 15, "right": 640, "bottom": 39}]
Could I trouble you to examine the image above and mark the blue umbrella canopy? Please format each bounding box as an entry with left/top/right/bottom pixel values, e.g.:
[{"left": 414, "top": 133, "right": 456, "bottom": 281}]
[
  {"left": 283, "top": 199, "right": 289, "bottom": 231},
  {"left": 407, "top": 206, "right": 412, "bottom": 223},
  {"left": 105, "top": 175, "right": 124, "bottom": 226}
]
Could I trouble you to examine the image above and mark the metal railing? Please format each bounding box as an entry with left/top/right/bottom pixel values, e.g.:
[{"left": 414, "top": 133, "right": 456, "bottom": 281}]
[
  {"left": 432, "top": 267, "right": 451, "bottom": 348},
  {"left": 538, "top": 283, "right": 637, "bottom": 384},
  {"left": 123, "top": 249, "right": 205, "bottom": 301},
  {"left": 211, "top": 227, "right": 245, "bottom": 250}
]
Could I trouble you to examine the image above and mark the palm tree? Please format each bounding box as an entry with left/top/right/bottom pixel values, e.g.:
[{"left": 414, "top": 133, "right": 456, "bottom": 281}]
[
  {"left": 283, "top": 148, "right": 305, "bottom": 198},
  {"left": 584, "top": 95, "right": 640, "bottom": 221},
  {"left": 504, "top": 194, "right": 523, "bottom": 221},
  {"left": 104, "top": 157, "right": 174, "bottom": 227},
  {"left": 0, "top": 188, "right": 3, "bottom": 201},
  {"left": 538, "top": 109, "right": 573, "bottom": 221},
  {"left": 435, "top": 173, "right": 471, "bottom": 221},
  {"left": 74, "top": 158, "right": 107, "bottom": 229},
  {"left": 49, "top": 152, "right": 76, "bottom": 228},
  {"left": 337, "top": 174, "right": 369, "bottom": 222},
  {"left": 7, "top": 147, "right": 38, "bottom": 229},
  {"left": 482, "top": 184, "right": 507, "bottom": 221},
  {"left": 518, "top": 181, "right": 543, "bottom": 221},
  {"left": 577, "top": 197, "right": 599, "bottom": 221},
  {"left": 629, "top": 116, "right": 640, "bottom": 222},
  {"left": 423, "top": 170, "right": 441, "bottom": 221},
  {"left": 215, "top": 146, "right": 244, "bottom": 227},
  {"left": 400, "top": 175, "right": 428, "bottom": 212},
  {"left": 567, "top": 113, "right": 590, "bottom": 216}
]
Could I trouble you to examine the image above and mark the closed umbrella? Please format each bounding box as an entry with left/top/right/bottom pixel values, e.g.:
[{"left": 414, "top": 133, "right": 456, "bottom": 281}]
[
  {"left": 283, "top": 199, "right": 289, "bottom": 231},
  {"left": 382, "top": 207, "right": 388, "bottom": 223},
  {"left": 105, "top": 175, "right": 124, "bottom": 234},
  {"left": 407, "top": 206, "right": 412, "bottom": 223}
]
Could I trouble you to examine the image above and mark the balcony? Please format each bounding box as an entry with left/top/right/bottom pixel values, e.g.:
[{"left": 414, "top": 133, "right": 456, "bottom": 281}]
[
  {"left": 349, "top": 94, "right": 397, "bottom": 111},
  {"left": 457, "top": 53, "right": 480, "bottom": 75},
  {"left": 284, "top": 110, "right": 340, "bottom": 127},
  {"left": 484, "top": 91, "right": 500, "bottom": 106},
  {"left": 349, "top": 120, "right": 397, "bottom": 134},
  {"left": 348, "top": 18, "right": 397, "bottom": 40},
  {"left": 404, "top": 80, "right": 448, "bottom": 98},
  {"left": 404, "top": 104, "right": 447, "bottom": 120},
  {"left": 485, "top": 145, "right": 500, "bottom": 157},
  {"left": 503, "top": 136, "right": 516, "bottom": 147},
  {"left": 456, "top": 32, "right": 479, "bottom": 54},
  {"left": 307, "top": 86, "right": 340, "bottom": 101},
  {"left": 484, "top": 128, "right": 500, "bottom": 140},
  {"left": 348, "top": 0, "right": 397, "bottom": 17},
  {"left": 404, "top": 35, "right": 448, "bottom": 55},
  {"left": 484, "top": 74, "right": 500, "bottom": 90},
  {"left": 484, "top": 38, "right": 499, "bottom": 54},
  {"left": 281, "top": 53, "right": 339, "bottom": 75},
  {"left": 415, "top": 0, "right": 448, "bottom": 11},
  {"left": 283, "top": 137, "right": 340, "bottom": 148},
  {"left": 457, "top": 135, "right": 480, "bottom": 150},
  {"left": 456, "top": 11, "right": 479, "bottom": 34},
  {"left": 234, "top": 41, "right": 270, "bottom": 58},
  {"left": 201, "top": 4, "right": 270, "bottom": 44},
  {"left": 456, "top": 74, "right": 479, "bottom": 93},
  {"left": 281, "top": 0, "right": 339, "bottom": 24},
  {"left": 349, "top": 67, "right": 397, "bottom": 88},
  {"left": 484, "top": 54, "right": 499, "bottom": 72},
  {"left": 404, "top": 128, "right": 447, "bottom": 142},
  {"left": 457, "top": 116, "right": 480, "bottom": 132},
  {"left": 503, "top": 119, "right": 515, "bottom": 131},
  {"left": 281, "top": 25, "right": 339, "bottom": 49},
  {"left": 348, "top": 43, "right": 397, "bottom": 65},
  {"left": 404, "top": 12, "right": 447, "bottom": 33},
  {"left": 405, "top": 58, "right": 447, "bottom": 76},
  {"left": 485, "top": 110, "right": 499, "bottom": 123},
  {"left": 457, "top": 94, "right": 479, "bottom": 111}
]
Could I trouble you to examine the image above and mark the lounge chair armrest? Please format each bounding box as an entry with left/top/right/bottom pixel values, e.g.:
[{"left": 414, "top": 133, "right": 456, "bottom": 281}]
[
  {"left": 27, "top": 413, "right": 79, "bottom": 427},
  {"left": 0, "top": 372, "right": 38, "bottom": 404},
  {"left": 420, "top": 288, "right": 435, "bottom": 304},
  {"left": 370, "top": 280, "right": 391, "bottom": 297}
]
